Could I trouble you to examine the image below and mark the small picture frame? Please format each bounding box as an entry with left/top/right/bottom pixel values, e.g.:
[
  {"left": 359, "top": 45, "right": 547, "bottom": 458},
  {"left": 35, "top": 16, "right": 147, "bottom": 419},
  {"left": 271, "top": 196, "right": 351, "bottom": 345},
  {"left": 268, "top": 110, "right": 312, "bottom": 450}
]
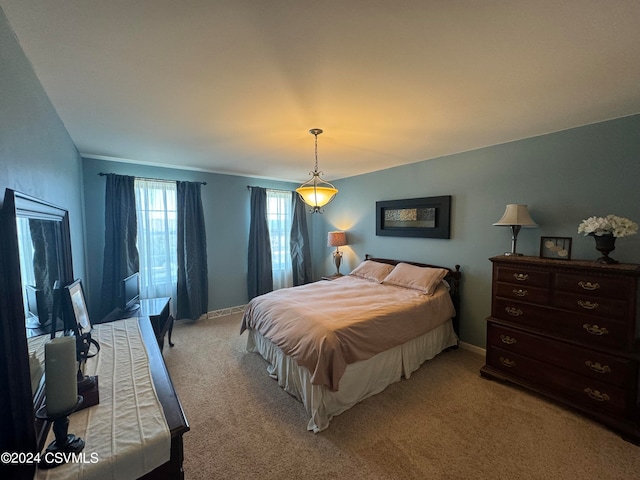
[{"left": 540, "top": 236, "right": 572, "bottom": 260}]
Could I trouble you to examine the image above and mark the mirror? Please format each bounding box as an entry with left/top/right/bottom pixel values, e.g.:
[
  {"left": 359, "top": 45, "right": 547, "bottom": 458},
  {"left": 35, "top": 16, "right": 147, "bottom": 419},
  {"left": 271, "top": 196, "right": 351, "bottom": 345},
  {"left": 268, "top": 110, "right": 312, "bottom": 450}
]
[
  {"left": 18, "top": 216, "right": 67, "bottom": 338},
  {"left": 1, "top": 188, "right": 74, "bottom": 453}
]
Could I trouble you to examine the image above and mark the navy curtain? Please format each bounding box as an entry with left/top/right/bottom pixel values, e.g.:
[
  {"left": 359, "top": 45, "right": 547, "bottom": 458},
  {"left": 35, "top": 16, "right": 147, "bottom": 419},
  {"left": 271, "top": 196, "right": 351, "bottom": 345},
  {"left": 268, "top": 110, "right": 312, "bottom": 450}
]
[
  {"left": 247, "top": 187, "right": 273, "bottom": 299},
  {"left": 176, "top": 181, "right": 209, "bottom": 320},
  {"left": 100, "top": 174, "right": 139, "bottom": 318},
  {"left": 290, "top": 194, "right": 313, "bottom": 286}
]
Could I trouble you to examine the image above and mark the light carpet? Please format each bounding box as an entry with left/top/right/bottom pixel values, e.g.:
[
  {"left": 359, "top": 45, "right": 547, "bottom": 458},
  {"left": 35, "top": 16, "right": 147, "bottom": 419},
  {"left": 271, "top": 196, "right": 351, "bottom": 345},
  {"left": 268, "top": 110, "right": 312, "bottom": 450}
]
[{"left": 162, "top": 314, "right": 640, "bottom": 480}]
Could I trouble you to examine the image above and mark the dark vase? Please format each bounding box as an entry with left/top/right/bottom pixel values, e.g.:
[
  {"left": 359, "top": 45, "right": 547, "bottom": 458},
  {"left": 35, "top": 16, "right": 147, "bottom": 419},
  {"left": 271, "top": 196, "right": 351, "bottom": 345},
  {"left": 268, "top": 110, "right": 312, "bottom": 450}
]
[{"left": 591, "top": 233, "right": 617, "bottom": 264}]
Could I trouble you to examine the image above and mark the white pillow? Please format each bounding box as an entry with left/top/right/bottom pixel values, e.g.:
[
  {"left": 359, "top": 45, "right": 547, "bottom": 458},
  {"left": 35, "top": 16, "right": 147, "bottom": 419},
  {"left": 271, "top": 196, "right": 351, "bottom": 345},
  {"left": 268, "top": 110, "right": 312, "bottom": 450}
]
[
  {"left": 382, "top": 262, "right": 448, "bottom": 295},
  {"left": 349, "top": 261, "right": 396, "bottom": 283}
]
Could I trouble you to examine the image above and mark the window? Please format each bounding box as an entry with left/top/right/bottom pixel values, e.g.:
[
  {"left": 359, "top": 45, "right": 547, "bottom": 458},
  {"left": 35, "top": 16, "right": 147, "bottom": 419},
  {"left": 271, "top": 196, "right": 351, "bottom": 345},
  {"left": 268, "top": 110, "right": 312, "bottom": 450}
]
[
  {"left": 134, "top": 179, "right": 178, "bottom": 305},
  {"left": 266, "top": 190, "right": 293, "bottom": 290}
]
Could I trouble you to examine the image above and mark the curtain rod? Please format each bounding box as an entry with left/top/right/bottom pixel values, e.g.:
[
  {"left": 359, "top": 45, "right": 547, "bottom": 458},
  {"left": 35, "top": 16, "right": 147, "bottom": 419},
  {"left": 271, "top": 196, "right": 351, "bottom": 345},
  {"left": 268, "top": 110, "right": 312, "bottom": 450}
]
[
  {"left": 246, "top": 185, "right": 293, "bottom": 193},
  {"left": 98, "top": 172, "right": 206, "bottom": 185}
]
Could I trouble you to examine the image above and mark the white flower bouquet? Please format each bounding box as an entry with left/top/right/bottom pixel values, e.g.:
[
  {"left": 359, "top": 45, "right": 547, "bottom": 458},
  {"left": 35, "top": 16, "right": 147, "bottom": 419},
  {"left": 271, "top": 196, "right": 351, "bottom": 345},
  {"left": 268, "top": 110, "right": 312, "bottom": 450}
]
[{"left": 578, "top": 215, "right": 638, "bottom": 238}]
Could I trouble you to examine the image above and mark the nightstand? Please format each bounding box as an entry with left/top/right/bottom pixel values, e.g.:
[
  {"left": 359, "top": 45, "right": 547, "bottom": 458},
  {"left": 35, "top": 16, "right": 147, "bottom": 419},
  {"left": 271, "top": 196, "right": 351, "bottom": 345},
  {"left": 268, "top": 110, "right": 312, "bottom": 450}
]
[{"left": 321, "top": 274, "right": 344, "bottom": 281}]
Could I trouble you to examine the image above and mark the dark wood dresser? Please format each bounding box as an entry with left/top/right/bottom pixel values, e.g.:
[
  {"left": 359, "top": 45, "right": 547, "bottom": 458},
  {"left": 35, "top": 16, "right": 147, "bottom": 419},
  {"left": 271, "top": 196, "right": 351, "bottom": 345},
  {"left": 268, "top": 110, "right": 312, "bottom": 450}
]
[{"left": 480, "top": 255, "right": 640, "bottom": 443}]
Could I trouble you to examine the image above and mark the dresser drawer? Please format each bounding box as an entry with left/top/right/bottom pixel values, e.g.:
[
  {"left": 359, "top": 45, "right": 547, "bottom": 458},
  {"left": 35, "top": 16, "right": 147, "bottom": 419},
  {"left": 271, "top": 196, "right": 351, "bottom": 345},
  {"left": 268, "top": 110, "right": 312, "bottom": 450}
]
[
  {"left": 492, "top": 297, "right": 550, "bottom": 325},
  {"left": 496, "top": 266, "right": 550, "bottom": 288},
  {"left": 553, "top": 293, "right": 628, "bottom": 321},
  {"left": 487, "top": 346, "right": 628, "bottom": 417},
  {"left": 563, "top": 313, "right": 630, "bottom": 350},
  {"left": 487, "top": 322, "right": 634, "bottom": 387},
  {"left": 493, "top": 298, "right": 628, "bottom": 350},
  {"left": 495, "top": 282, "right": 549, "bottom": 305},
  {"left": 555, "top": 273, "right": 632, "bottom": 300}
]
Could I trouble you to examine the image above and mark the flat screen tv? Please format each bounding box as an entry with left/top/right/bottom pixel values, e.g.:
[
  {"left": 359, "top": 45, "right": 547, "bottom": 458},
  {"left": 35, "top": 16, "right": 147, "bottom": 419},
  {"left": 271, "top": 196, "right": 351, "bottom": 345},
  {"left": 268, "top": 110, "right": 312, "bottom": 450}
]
[
  {"left": 26, "top": 285, "right": 48, "bottom": 327},
  {"left": 120, "top": 272, "right": 140, "bottom": 312}
]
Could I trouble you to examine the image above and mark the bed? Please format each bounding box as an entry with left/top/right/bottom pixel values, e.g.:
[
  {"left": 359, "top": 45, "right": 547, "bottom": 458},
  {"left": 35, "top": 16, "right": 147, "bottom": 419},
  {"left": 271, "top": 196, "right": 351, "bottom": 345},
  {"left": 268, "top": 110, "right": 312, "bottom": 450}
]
[{"left": 240, "top": 255, "right": 461, "bottom": 432}]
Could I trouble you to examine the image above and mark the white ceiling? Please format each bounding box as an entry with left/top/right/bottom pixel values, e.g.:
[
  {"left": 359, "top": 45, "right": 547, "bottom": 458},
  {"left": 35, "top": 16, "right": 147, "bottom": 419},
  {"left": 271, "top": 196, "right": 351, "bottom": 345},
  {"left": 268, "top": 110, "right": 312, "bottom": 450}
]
[{"left": 2, "top": 1, "right": 640, "bottom": 182}]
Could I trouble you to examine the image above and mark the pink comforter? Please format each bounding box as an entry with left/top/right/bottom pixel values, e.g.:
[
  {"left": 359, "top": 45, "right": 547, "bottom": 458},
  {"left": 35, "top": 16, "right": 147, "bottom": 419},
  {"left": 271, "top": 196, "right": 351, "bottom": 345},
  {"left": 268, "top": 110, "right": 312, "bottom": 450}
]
[{"left": 240, "top": 276, "right": 456, "bottom": 391}]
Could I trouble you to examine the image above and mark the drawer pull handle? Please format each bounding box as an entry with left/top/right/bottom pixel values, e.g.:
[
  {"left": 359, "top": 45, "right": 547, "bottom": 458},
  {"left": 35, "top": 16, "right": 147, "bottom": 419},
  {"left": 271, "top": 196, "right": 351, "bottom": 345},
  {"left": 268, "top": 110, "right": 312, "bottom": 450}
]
[
  {"left": 585, "top": 361, "right": 612, "bottom": 374},
  {"left": 513, "top": 273, "right": 528, "bottom": 281},
  {"left": 499, "top": 357, "right": 516, "bottom": 368},
  {"left": 583, "top": 324, "right": 609, "bottom": 336},
  {"left": 512, "top": 289, "right": 528, "bottom": 297},
  {"left": 505, "top": 307, "right": 523, "bottom": 317},
  {"left": 578, "top": 281, "right": 600, "bottom": 291},
  {"left": 500, "top": 335, "right": 517, "bottom": 345},
  {"left": 578, "top": 300, "right": 599, "bottom": 310},
  {"left": 584, "top": 388, "right": 610, "bottom": 402}
]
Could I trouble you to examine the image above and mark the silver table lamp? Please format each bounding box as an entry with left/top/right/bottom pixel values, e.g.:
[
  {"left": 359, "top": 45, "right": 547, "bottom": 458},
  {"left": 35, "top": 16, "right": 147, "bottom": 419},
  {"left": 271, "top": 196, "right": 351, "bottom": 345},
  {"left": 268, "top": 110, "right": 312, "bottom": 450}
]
[{"left": 493, "top": 204, "right": 538, "bottom": 255}]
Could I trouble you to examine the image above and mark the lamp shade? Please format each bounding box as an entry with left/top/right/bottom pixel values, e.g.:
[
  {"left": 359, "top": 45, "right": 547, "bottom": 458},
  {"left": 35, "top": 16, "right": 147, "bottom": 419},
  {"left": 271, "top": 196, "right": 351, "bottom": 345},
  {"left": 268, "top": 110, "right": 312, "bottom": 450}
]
[
  {"left": 493, "top": 204, "right": 538, "bottom": 227},
  {"left": 296, "top": 183, "right": 338, "bottom": 211},
  {"left": 327, "top": 231, "right": 347, "bottom": 247}
]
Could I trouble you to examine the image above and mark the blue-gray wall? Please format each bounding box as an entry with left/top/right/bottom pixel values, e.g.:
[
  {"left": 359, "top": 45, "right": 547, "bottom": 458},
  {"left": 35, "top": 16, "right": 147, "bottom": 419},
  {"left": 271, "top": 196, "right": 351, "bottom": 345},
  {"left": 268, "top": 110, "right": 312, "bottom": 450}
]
[
  {"left": 81, "top": 158, "right": 301, "bottom": 321},
  {"left": 312, "top": 115, "right": 640, "bottom": 348},
  {"left": 0, "top": 8, "right": 85, "bottom": 284},
  {"left": 4, "top": 4, "right": 639, "bottom": 350}
]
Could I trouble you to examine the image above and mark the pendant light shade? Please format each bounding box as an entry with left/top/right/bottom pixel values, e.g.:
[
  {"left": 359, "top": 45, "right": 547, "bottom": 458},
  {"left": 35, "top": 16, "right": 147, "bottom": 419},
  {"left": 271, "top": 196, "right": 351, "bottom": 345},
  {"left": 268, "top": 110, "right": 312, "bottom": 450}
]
[{"left": 296, "top": 129, "right": 338, "bottom": 213}]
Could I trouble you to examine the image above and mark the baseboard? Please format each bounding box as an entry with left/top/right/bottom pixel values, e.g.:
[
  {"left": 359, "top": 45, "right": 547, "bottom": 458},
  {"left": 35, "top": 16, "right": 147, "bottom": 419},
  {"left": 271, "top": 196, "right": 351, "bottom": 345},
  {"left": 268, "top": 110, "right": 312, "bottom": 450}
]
[
  {"left": 458, "top": 341, "right": 486, "bottom": 356},
  {"left": 203, "top": 305, "right": 246, "bottom": 320}
]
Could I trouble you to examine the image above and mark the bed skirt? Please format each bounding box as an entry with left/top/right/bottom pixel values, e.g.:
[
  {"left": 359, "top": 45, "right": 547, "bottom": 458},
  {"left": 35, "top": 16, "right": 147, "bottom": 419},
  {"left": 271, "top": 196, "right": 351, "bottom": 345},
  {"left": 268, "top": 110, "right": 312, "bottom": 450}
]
[{"left": 246, "top": 319, "right": 458, "bottom": 432}]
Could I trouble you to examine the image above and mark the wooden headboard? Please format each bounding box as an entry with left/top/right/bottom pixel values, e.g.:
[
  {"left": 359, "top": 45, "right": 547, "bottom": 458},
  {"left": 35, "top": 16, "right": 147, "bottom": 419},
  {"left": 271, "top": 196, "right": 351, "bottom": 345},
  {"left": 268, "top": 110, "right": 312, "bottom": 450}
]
[{"left": 364, "top": 254, "right": 462, "bottom": 336}]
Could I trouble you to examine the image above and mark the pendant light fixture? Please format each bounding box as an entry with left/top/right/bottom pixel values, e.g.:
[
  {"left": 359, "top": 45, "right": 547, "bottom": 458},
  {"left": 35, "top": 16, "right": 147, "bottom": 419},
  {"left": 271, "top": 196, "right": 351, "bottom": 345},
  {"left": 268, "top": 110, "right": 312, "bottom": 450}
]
[{"left": 296, "top": 128, "right": 338, "bottom": 213}]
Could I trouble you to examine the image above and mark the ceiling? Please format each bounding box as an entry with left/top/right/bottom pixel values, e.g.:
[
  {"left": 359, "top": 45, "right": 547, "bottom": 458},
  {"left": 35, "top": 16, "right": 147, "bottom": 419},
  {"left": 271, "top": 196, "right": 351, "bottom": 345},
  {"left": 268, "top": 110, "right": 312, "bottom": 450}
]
[{"left": 2, "top": 1, "right": 640, "bottom": 182}]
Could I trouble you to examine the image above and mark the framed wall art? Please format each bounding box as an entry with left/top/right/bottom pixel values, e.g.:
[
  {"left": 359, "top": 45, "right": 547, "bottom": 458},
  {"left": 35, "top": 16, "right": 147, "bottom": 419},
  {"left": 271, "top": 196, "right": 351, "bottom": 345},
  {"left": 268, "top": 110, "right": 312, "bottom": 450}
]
[
  {"left": 376, "top": 195, "right": 451, "bottom": 238},
  {"left": 539, "top": 236, "right": 572, "bottom": 260}
]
